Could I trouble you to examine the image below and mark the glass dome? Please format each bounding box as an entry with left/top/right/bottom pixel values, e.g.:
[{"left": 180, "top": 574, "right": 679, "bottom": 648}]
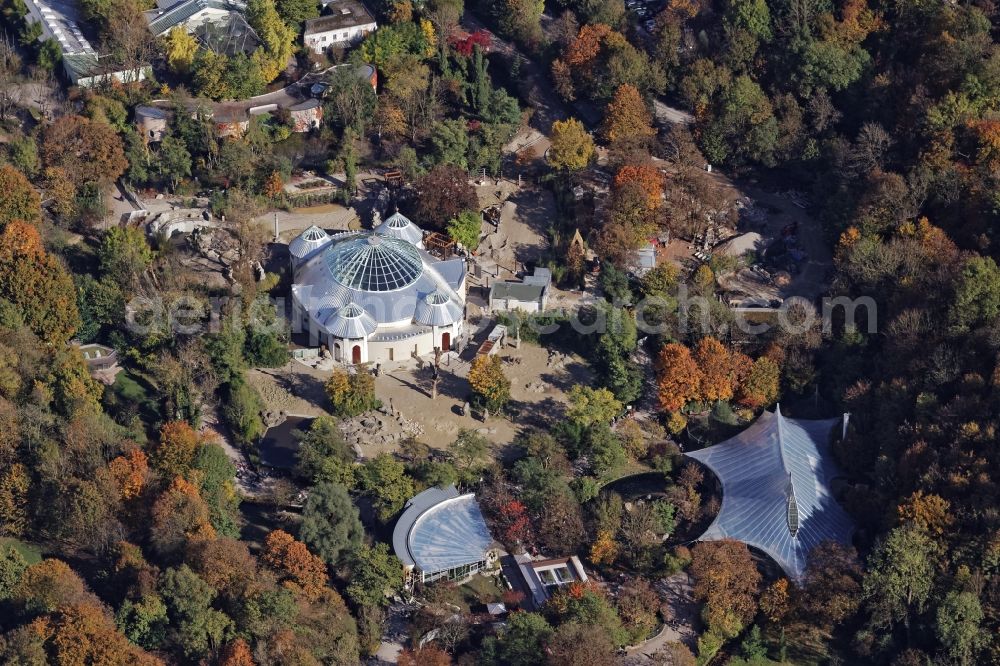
[
  {"left": 323, "top": 233, "right": 423, "bottom": 292},
  {"left": 385, "top": 212, "right": 412, "bottom": 228},
  {"left": 302, "top": 226, "right": 328, "bottom": 241}
]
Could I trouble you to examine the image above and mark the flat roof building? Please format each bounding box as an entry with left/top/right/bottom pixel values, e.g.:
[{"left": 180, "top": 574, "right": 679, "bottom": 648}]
[
  {"left": 392, "top": 485, "right": 499, "bottom": 585},
  {"left": 513, "top": 554, "right": 589, "bottom": 609},
  {"left": 488, "top": 267, "right": 551, "bottom": 314},
  {"left": 303, "top": 0, "right": 376, "bottom": 54},
  {"left": 22, "top": 0, "right": 149, "bottom": 86}
]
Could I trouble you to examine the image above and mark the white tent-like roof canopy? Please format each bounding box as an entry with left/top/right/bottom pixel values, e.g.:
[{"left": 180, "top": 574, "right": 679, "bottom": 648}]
[{"left": 685, "top": 407, "right": 854, "bottom": 580}]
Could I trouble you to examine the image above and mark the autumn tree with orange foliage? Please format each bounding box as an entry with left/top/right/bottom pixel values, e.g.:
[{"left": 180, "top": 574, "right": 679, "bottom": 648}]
[
  {"left": 589, "top": 528, "right": 620, "bottom": 565},
  {"left": 0, "top": 164, "right": 41, "bottom": 229},
  {"left": 149, "top": 477, "right": 216, "bottom": 556},
  {"left": 689, "top": 539, "right": 761, "bottom": 636},
  {"left": 263, "top": 171, "right": 284, "bottom": 200},
  {"left": 398, "top": 644, "right": 452, "bottom": 666},
  {"left": 0, "top": 462, "right": 29, "bottom": 537},
  {"left": 29, "top": 603, "right": 163, "bottom": 666},
  {"left": 151, "top": 420, "right": 205, "bottom": 478},
  {"left": 735, "top": 357, "right": 780, "bottom": 409},
  {"left": 897, "top": 490, "right": 953, "bottom": 537},
  {"left": 219, "top": 638, "right": 256, "bottom": 666},
  {"left": 0, "top": 220, "right": 80, "bottom": 346},
  {"left": 613, "top": 164, "right": 664, "bottom": 210},
  {"left": 108, "top": 448, "right": 149, "bottom": 501},
  {"left": 603, "top": 84, "right": 657, "bottom": 145},
  {"left": 693, "top": 337, "right": 736, "bottom": 402},
  {"left": 39, "top": 115, "right": 128, "bottom": 188},
  {"left": 186, "top": 537, "right": 257, "bottom": 596},
  {"left": 656, "top": 343, "right": 702, "bottom": 412},
  {"left": 16, "top": 558, "right": 99, "bottom": 613},
  {"left": 759, "top": 578, "right": 790, "bottom": 623},
  {"left": 262, "top": 529, "right": 330, "bottom": 600}
]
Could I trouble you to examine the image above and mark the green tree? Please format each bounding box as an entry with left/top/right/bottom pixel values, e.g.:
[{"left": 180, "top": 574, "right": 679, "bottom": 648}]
[
  {"left": 429, "top": 118, "right": 470, "bottom": 168},
  {"left": 160, "top": 565, "right": 233, "bottom": 659},
  {"left": 446, "top": 210, "right": 482, "bottom": 250},
  {"left": 724, "top": 0, "right": 772, "bottom": 42},
  {"left": 299, "top": 481, "right": 363, "bottom": 566},
  {"left": 123, "top": 130, "right": 151, "bottom": 186},
  {"left": 345, "top": 542, "right": 403, "bottom": 608},
  {"left": 935, "top": 590, "right": 985, "bottom": 665},
  {"left": 247, "top": 0, "right": 295, "bottom": 83},
  {"left": 0, "top": 545, "right": 27, "bottom": 600},
  {"left": 495, "top": 611, "right": 552, "bottom": 666},
  {"left": 702, "top": 75, "right": 778, "bottom": 167},
  {"left": 492, "top": 0, "right": 544, "bottom": 44},
  {"left": 275, "top": 0, "right": 318, "bottom": 24},
  {"left": 449, "top": 429, "right": 490, "bottom": 476},
  {"left": 863, "top": 526, "right": 935, "bottom": 630},
  {"left": 585, "top": 423, "right": 627, "bottom": 478},
  {"left": 356, "top": 454, "right": 415, "bottom": 522},
  {"left": 566, "top": 385, "right": 622, "bottom": 427},
  {"left": 98, "top": 226, "right": 153, "bottom": 288},
  {"left": 193, "top": 444, "right": 241, "bottom": 538},
  {"left": 296, "top": 416, "right": 356, "bottom": 488},
  {"left": 221, "top": 378, "right": 265, "bottom": 446},
  {"left": 949, "top": 256, "right": 1000, "bottom": 332},
  {"left": 115, "top": 593, "right": 169, "bottom": 650},
  {"left": 5, "top": 136, "right": 40, "bottom": 178},
  {"left": 36, "top": 39, "right": 61, "bottom": 71},
  {"left": 157, "top": 135, "right": 192, "bottom": 192}
]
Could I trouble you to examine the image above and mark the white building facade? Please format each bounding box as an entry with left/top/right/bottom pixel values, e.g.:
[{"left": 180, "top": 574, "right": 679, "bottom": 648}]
[
  {"left": 303, "top": 0, "right": 377, "bottom": 54},
  {"left": 290, "top": 217, "right": 466, "bottom": 366}
]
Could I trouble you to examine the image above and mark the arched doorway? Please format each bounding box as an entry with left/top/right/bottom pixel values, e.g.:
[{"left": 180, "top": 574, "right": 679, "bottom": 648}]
[
  {"left": 441, "top": 331, "right": 451, "bottom": 351},
  {"left": 333, "top": 343, "right": 342, "bottom": 362},
  {"left": 352, "top": 345, "right": 362, "bottom": 364}
]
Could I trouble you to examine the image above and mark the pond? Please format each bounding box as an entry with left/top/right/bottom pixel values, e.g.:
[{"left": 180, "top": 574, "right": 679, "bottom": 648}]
[
  {"left": 601, "top": 471, "right": 672, "bottom": 500},
  {"left": 258, "top": 415, "right": 315, "bottom": 470}
]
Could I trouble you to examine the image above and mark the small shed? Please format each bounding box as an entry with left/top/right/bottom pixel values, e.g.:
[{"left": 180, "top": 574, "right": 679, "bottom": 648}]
[{"left": 489, "top": 282, "right": 546, "bottom": 313}]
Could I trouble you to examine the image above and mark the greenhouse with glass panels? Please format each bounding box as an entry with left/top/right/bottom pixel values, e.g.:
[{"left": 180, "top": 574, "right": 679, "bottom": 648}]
[
  {"left": 289, "top": 223, "right": 466, "bottom": 365},
  {"left": 685, "top": 406, "right": 855, "bottom": 580},
  {"left": 392, "top": 485, "right": 500, "bottom": 585}
]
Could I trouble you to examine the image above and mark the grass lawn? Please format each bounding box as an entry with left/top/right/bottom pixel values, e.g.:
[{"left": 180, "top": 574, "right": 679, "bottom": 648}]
[
  {"left": 0, "top": 537, "right": 44, "bottom": 565},
  {"left": 110, "top": 370, "right": 162, "bottom": 427},
  {"left": 457, "top": 574, "right": 504, "bottom": 612}
]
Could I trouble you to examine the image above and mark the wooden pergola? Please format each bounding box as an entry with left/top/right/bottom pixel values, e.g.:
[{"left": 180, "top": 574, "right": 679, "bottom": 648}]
[{"left": 424, "top": 232, "right": 456, "bottom": 259}]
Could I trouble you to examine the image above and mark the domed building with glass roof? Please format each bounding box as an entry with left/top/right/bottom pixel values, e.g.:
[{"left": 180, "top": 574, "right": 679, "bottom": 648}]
[
  {"left": 290, "top": 222, "right": 466, "bottom": 365},
  {"left": 392, "top": 485, "right": 499, "bottom": 585}
]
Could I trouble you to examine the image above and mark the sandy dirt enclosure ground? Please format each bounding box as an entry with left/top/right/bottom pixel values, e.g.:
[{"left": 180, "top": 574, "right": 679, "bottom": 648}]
[{"left": 246, "top": 341, "right": 592, "bottom": 457}]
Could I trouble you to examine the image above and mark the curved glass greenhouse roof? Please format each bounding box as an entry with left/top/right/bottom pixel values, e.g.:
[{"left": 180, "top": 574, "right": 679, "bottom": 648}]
[
  {"left": 392, "top": 485, "right": 494, "bottom": 575},
  {"left": 323, "top": 233, "right": 423, "bottom": 292},
  {"left": 685, "top": 407, "right": 854, "bottom": 580},
  {"left": 375, "top": 211, "right": 424, "bottom": 246},
  {"left": 289, "top": 224, "right": 331, "bottom": 259}
]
